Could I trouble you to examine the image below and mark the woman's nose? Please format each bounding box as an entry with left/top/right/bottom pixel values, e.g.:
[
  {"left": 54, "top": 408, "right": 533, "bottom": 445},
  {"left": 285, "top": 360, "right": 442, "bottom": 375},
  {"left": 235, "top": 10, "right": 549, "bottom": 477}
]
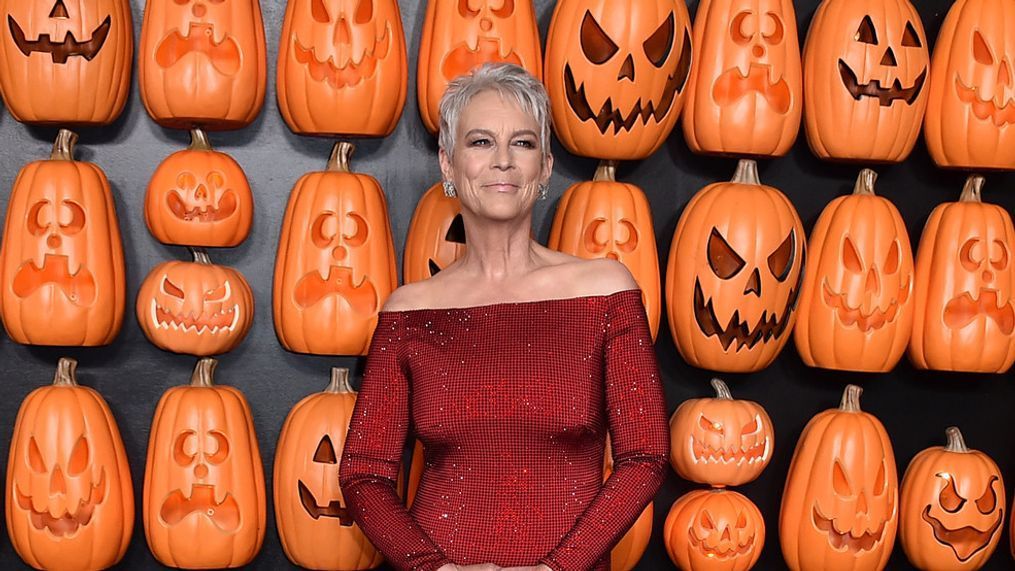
[{"left": 492, "top": 144, "right": 513, "bottom": 169}]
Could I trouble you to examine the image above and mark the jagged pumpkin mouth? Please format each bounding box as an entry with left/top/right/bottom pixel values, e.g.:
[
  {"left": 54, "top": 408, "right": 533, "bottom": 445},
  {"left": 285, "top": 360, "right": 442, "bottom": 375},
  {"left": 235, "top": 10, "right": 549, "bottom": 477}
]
[
  {"left": 441, "top": 37, "right": 521, "bottom": 80},
  {"left": 12, "top": 254, "right": 96, "bottom": 306},
  {"left": 812, "top": 505, "right": 887, "bottom": 553},
  {"left": 691, "top": 437, "right": 768, "bottom": 465},
  {"left": 161, "top": 483, "right": 240, "bottom": 531},
  {"left": 688, "top": 527, "right": 755, "bottom": 559},
  {"left": 713, "top": 63, "right": 791, "bottom": 113},
  {"left": 167, "top": 189, "right": 238, "bottom": 223},
  {"left": 956, "top": 75, "right": 1015, "bottom": 126},
  {"left": 821, "top": 278, "right": 910, "bottom": 332},
  {"left": 15, "top": 470, "right": 106, "bottom": 537},
  {"left": 293, "top": 25, "right": 391, "bottom": 89},
  {"left": 155, "top": 22, "right": 241, "bottom": 75},
  {"left": 150, "top": 299, "right": 240, "bottom": 335},
  {"left": 8, "top": 15, "right": 111, "bottom": 63},
  {"left": 922, "top": 505, "right": 1002, "bottom": 562},
  {"left": 293, "top": 266, "right": 378, "bottom": 313},
  {"left": 943, "top": 288, "right": 1015, "bottom": 334},
  {"left": 838, "top": 60, "right": 926, "bottom": 106},
  {"left": 298, "top": 481, "right": 354, "bottom": 524},
  {"left": 692, "top": 278, "right": 799, "bottom": 351}
]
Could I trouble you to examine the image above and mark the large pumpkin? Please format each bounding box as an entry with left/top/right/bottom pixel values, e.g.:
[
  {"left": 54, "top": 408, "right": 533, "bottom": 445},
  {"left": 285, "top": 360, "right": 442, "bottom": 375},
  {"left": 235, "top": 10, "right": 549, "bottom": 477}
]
[
  {"left": 0, "top": 0, "right": 132, "bottom": 125},
  {"left": 780, "top": 385, "right": 899, "bottom": 571},
  {"left": 403, "top": 182, "right": 465, "bottom": 284},
  {"left": 682, "top": 0, "right": 802, "bottom": 157},
  {"left": 794, "top": 169, "right": 915, "bottom": 372},
  {"left": 6, "top": 358, "right": 133, "bottom": 571},
  {"left": 664, "top": 488, "right": 765, "bottom": 571},
  {"left": 0, "top": 129, "right": 125, "bottom": 346},
  {"left": 544, "top": 0, "right": 693, "bottom": 160},
  {"left": 909, "top": 175, "right": 1015, "bottom": 373},
  {"left": 900, "top": 427, "right": 1004, "bottom": 571},
  {"left": 417, "top": 0, "right": 542, "bottom": 134},
  {"left": 667, "top": 159, "right": 805, "bottom": 373},
  {"left": 276, "top": 0, "right": 407, "bottom": 136},
  {"left": 143, "top": 358, "right": 265, "bottom": 569},
  {"left": 925, "top": 0, "right": 1015, "bottom": 170},
  {"left": 274, "top": 142, "right": 397, "bottom": 356},
  {"left": 139, "top": 0, "right": 266, "bottom": 129},
  {"left": 548, "top": 161, "right": 661, "bottom": 339},
  {"left": 804, "top": 0, "right": 929, "bottom": 163}
]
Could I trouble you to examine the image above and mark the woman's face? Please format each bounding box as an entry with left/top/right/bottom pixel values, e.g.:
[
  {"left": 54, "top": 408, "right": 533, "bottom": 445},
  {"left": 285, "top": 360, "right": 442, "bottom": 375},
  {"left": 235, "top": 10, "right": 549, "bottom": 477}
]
[{"left": 440, "top": 90, "right": 552, "bottom": 222}]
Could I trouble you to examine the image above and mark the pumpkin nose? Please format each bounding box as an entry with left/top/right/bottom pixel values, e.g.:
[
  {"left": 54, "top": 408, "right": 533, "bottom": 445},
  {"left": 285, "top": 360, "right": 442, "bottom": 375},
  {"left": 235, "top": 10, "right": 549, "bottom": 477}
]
[
  {"left": 47, "top": 234, "right": 62, "bottom": 249},
  {"left": 743, "top": 268, "right": 762, "bottom": 297},
  {"left": 606, "top": 251, "right": 619, "bottom": 261},
  {"left": 865, "top": 267, "right": 880, "bottom": 296},
  {"left": 999, "top": 61, "right": 1012, "bottom": 88},
  {"left": 332, "top": 244, "right": 347, "bottom": 261},
  {"left": 721, "top": 526, "right": 731, "bottom": 542},
  {"left": 335, "top": 16, "right": 351, "bottom": 46},
  {"left": 856, "top": 491, "right": 868, "bottom": 515},
  {"left": 880, "top": 47, "right": 897, "bottom": 67},
  {"left": 192, "top": 3, "right": 206, "bottom": 18},
  {"left": 50, "top": 465, "right": 66, "bottom": 494},
  {"left": 194, "top": 463, "right": 209, "bottom": 479},
  {"left": 194, "top": 184, "right": 208, "bottom": 201},
  {"left": 617, "top": 54, "right": 635, "bottom": 82}
]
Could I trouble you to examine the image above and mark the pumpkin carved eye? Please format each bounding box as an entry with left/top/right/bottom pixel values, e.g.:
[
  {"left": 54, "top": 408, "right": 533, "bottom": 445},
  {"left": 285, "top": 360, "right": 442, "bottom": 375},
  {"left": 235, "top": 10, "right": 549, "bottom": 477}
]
[
  {"left": 700, "top": 510, "right": 716, "bottom": 530},
  {"left": 937, "top": 473, "right": 966, "bottom": 513},
  {"left": 311, "top": 0, "right": 330, "bottom": 23},
  {"left": 204, "top": 282, "right": 230, "bottom": 303},
  {"left": 354, "top": 0, "right": 373, "bottom": 25},
  {"left": 60, "top": 201, "right": 86, "bottom": 234},
  {"left": 768, "top": 230, "right": 796, "bottom": 281},
  {"left": 762, "top": 12, "right": 784, "bottom": 45},
  {"left": 491, "top": 0, "right": 514, "bottom": 18},
  {"left": 884, "top": 241, "right": 901, "bottom": 274},
  {"left": 699, "top": 415, "right": 723, "bottom": 434},
  {"left": 742, "top": 416, "right": 760, "bottom": 435},
  {"left": 643, "top": 13, "right": 674, "bottom": 68},
  {"left": 974, "top": 31, "right": 994, "bottom": 65},
  {"left": 873, "top": 462, "right": 887, "bottom": 496},
  {"left": 173, "top": 430, "right": 197, "bottom": 466},
  {"left": 843, "top": 236, "right": 864, "bottom": 273},
  {"left": 207, "top": 431, "right": 230, "bottom": 464},
  {"left": 161, "top": 277, "right": 186, "bottom": 299},
  {"left": 902, "top": 22, "right": 922, "bottom": 48},
  {"left": 344, "top": 213, "right": 369, "bottom": 247},
  {"left": 975, "top": 477, "right": 998, "bottom": 514},
  {"left": 960, "top": 238, "right": 982, "bottom": 271},
  {"left": 314, "top": 435, "right": 338, "bottom": 463},
  {"left": 580, "top": 11, "right": 619, "bottom": 65},
  {"left": 708, "top": 228, "right": 746, "bottom": 279},
  {"left": 68, "top": 436, "right": 89, "bottom": 476},
  {"left": 855, "top": 15, "right": 878, "bottom": 45},
  {"left": 991, "top": 240, "right": 1009, "bottom": 270},
  {"left": 833, "top": 460, "right": 852, "bottom": 497},
  {"left": 736, "top": 510, "right": 748, "bottom": 529},
  {"left": 28, "top": 437, "right": 47, "bottom": 473},
  {"left": 457, "top": 0, "right": 478, "bottom": 17}
]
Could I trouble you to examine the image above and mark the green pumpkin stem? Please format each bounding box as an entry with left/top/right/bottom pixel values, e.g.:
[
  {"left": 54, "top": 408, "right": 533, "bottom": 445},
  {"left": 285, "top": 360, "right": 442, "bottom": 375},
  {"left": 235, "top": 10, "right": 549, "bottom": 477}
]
[
  {"left": 189, "top": 247, "right": 212, "bottom": 265},
  {"left": 839, "top": 384, "right": 863, "bottom": 412},
  {"left": 944, "top": 426, "right": 969, "bottom": 453},
  {"left": 53, "top": 358, "right": 79, "bottom": 387},
  {"left": 51, "top": 129, "right": 78, "bottom": 161},
  {"left": 325, "top": 367, "right": 353, "bottom": 394},
  {"left": 327, "top": 142, "right": 354, "bottom": 173},
  {"left": 191, "top": 358, "right": 217, "bottom": 387},
  {"left": 188, "top": 129, "right": 213, "bottom": 151},
  {"left": 593, "top": 160, "right": 618, "bottom": 182},
  {"left": 710, "top": 378, "right": 733, "bottom": 400},
  {"left": 853, "top": 169, "right": 878, "bottom": 196},
  {"left": 959, "top": 175, "right": 984, "bottom": 203},
  {"left": 731, "top": 159, "right": 760, "bottom": 186}
]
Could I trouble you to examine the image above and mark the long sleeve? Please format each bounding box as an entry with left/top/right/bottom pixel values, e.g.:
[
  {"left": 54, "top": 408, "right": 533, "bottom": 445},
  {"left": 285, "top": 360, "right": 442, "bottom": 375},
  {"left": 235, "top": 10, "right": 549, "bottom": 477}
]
[
  {"left": 540, "top": 292, "right": 670, "bottom": 571},
  {"left": 339, "top": 312, "right": 453, "bottom": 571}
]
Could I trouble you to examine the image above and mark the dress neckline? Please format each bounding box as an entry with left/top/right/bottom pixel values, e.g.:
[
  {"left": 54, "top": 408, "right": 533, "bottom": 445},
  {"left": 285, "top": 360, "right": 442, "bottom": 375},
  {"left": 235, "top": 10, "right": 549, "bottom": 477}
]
[{"left": 379, "top": 288, "right": 641, "bottom": 315}]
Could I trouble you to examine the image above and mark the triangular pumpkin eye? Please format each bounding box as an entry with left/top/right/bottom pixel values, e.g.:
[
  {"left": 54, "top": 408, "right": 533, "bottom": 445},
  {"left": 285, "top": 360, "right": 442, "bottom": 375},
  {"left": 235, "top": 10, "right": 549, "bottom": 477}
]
[
  {"left": 68, "top": 436, "right": 89, "bottom": 476},
  {"left": 314, "top": 435, "right": 338, "bottom": 464},
  {"left": 855, "top": 15, "right": 878, "bottom": 44},
  {"left": 843, "top": 236, "right": 864, "bottom": 273},
  {"left": 974, "top": 31, "right": 995, "bottom": 65},
  {"left": 833, "top": 460, "right": 852, "bottom": 497},
  {"left": 445, "top": 214, "right": 466, "bottom": 244},
  {"left": 884, "top": 241, "right": 901, "bottom": 274},
  {"left": 707, "top": 228, "right": 746, "bottom": 280},
  {"left": 354, "top": 0, "right": 373, "bottom": 25},
  {"left": 580, "top": 11, "right": 619, "bottom": 65},
  {"left": 311, "top": 0, "right": 330, "bottom": 23},
  {"left": 643, "top": 13, "right": 675, "bottom": 68},
  {"left": 736, "top": 510, "right": 748, "bottom": 529},
  {"left": 975, "top": 476, "right": 999, "bottom": 514},
  {"left": 767, "top": 230, "right": 796, "bottom": 282},
  {"left": 28, "top": 437, "right": 47, "bottom": 473},
  {"left": 700, "top": 511, "right": 716, "bottom": 530},
  {"left": 901, "top": 21, "right": 922, "bottom": 47}
]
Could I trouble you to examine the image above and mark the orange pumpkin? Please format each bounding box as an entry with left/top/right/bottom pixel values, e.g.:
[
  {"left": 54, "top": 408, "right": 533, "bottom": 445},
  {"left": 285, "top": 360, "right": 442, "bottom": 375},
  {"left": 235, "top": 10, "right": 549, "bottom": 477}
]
[
  {"left": 682, "top": 0, "right": 802, "bottom": 157},
  {"left": 925, "top": 0, "right": 1015, "bottom": 170},
  {"left": 780, "top": 385, "right": 898, "bottom": 571},
  {"left": 144, "top": 130, "right": 254, "bottom": 248},
  {"left": 604, "top": 436, "right": 653, "bottom": 571},
  {"left": 0, "top": 0, "right": 133, "bottom": 125},
  {"left": 0, "top": 129, "right": 125, "bottom": 346},
  {"left": 403, "top": 182, "right": 465, "bottom": 284},
  {"left": 276, "top": 0, "right": 407, "bottom": 136},
  {"left": 143, "top": 358, "right": 265, "bottom": 569},
  {"left": 544, "top": 0, "right": 693, "bottom": 160},
  {"left": 664, "top": 488, "right": 765, "bottom": 571},
  {"left": 666, "top": 159, "right": 805, "bottom": 373},
  {"left": 804, "top": 0, "right": 929, "bottom": 163},
  {"left": 900, "top": 427, "right": 1004, "bottom": 571},
  {"left": 909, "top": 175, "right": 1015, "bottom": 373},
  {"left": 548, "top": 161, "right": 661, "bottom": 339},
  {"left": 794, "top": 169, "right": 915, "bottom": 372},
  {"left": 669, "top": 378, "right": 773, "bottom": 488},
  {"left": 139, "top": 0, "right": 266, "bottom": 129},
  {"left": 273, "top": 142, "right": 397, "bottom": 356},
  {"left": 136, "top": 249, "right": 254, "bottom": 357},
  {"left": 417, "top": 0, "right": 542, "bottom": 134},
  {"left": 5, "top": 358, "right": 133, "bottom": 571}
]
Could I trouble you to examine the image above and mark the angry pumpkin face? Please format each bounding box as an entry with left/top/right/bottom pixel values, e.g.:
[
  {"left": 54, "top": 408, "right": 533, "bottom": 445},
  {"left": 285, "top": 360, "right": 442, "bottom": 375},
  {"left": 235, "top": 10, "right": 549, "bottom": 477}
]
[{"left": 664, "top": 489, "right": 765, "bottom": 571}]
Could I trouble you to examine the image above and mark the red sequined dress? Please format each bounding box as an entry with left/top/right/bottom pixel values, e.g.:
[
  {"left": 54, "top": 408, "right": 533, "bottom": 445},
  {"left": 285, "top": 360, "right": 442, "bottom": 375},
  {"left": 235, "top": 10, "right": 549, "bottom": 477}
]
[{"left": 339, "top": 289, "right": 669, "bottom": 571}]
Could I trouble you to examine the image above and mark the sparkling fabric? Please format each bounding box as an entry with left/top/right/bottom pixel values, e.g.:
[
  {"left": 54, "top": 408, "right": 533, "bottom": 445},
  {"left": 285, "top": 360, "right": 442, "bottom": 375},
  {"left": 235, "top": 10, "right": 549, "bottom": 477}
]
[{"left": 339, "top": 289, "right": 669, "bottom": 571}]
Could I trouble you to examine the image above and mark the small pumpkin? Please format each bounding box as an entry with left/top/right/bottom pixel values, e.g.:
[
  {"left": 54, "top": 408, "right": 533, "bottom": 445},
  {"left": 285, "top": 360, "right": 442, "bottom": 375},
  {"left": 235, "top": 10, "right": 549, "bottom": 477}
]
[
  {"left": 664, "top": 488, "right": 765, "bottom": 571},
  {"left": 900, "top": 427, "right": 1004, "bottom": 571},
  {"left": 403, "top": 182, "right": 465, "bottom": 284},
  {"left": 605, "top": 436, "right": 654, "bottom": 571}
]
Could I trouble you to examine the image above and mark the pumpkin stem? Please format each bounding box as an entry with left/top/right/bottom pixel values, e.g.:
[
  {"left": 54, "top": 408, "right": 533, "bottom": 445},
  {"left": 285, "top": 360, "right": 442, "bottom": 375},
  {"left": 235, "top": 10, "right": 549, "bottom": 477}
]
[
  {"left": 50, "top": 129, "right": 78, "bottom": 161},
  {"left": 959, "top": 175, "right": 985, "bottom": 203},
  {"left": 839, "top": 384, "right": 863, "bottom": 412},
  {"left": 731, "top": 159, "right": 760, "bottom": 186},
  {"left": 188, "top": 129, "right": 213, "bottom": 151},
  {"left": 944, "top": 426, "right": 969, "bottom": 453},
  {"left": 853, "top": 169, "right": 878, "bottom": 196},
  {"left": 593, "top": 160, "right": 618, "bottom": 182},
  {"left": 190, "top": 358, "right": 218, "bottom": 387},
  {"left": 327, "top": 142, "right": 354, "bottom": 173},
  {"left": 325, "top": 367, "right": 353, "bottom": 394},
  {"left": 53, "top": 357, "right": 79, "bottom": 387},
  {"left": 189, "top": 247, "right": 212, "bottom": 265},
  {"left": 710, "top": 378, "right": 733, "bottom": 400}
]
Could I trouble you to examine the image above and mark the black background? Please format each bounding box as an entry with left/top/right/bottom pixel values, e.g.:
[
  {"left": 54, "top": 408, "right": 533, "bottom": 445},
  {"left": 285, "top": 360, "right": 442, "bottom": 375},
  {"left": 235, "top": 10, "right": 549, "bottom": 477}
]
[{"left": 0, "top": 0, "right": 1012, "bottom": 569}]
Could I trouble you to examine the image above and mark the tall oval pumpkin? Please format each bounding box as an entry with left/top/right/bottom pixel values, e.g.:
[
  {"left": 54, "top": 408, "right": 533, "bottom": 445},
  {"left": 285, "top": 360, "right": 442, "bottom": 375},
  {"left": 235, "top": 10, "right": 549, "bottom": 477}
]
[{"left": 403, "top": 182, "right": 465, "bottom": 284}]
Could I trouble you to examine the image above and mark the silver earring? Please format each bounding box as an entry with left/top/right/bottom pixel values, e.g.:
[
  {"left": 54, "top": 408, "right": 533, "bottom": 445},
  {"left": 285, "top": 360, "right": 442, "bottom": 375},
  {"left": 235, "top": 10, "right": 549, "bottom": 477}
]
[
  {"left": 442, "top": 180, "right": 457, "bottom": 198},
  {"left": 538, "top": 183, "right": 549, "bottom": 200}
]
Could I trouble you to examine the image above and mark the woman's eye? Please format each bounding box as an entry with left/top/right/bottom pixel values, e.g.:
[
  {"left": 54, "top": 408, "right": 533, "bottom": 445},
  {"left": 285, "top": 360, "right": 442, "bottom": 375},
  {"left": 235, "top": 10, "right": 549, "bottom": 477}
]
[
  {"left": 514, "top": 139, "right": 536, "bottom": 148},
  {"left": 469, "top": 138, "right": 490, "bottom": 146}
]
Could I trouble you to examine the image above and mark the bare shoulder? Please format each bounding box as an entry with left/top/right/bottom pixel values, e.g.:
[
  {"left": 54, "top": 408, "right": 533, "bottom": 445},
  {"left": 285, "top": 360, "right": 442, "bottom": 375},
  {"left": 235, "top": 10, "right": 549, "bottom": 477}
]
[
  {"left": 542, "top": 257, "right": 639, "bottom": 297},
  {"left": 380, "top": 281, "right": 435, "bottom": 312}
]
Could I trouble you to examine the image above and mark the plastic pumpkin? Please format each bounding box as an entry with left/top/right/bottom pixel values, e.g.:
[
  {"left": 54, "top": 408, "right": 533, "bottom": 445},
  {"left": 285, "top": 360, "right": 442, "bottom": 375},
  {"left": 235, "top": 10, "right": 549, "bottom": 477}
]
[
  {"left": 664, "top": 488, "right": 765, "bottom": 571},
  {"left": 403, "top": 182, "right": 465, "bottom": 284}
]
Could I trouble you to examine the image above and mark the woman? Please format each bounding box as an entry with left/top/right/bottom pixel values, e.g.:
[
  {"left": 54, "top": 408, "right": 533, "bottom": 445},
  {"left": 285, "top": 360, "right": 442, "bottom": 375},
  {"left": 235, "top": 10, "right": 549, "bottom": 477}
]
[{"left": 339, "top": 63, "right": 669, "bottom": 571}]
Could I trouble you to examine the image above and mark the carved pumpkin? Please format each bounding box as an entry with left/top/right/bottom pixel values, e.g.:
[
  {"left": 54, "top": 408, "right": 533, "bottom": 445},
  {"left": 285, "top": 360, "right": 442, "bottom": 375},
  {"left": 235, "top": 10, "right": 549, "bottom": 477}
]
[
  {"left": 144, "top": 358, "right": 265, "bottom": 569},
  {"left": 925, "top": 0, "right": 1015, "bottom": 170},
  {"left": 275, "top": 368, "right": 385, "bottom": 570},
  {"left": 682, "top": 0, "right": 802, "bottom": 157},
  {"left": 403, "top": 182, "right": 465, "bottom": 284},
  {"left": 417, "top": 0, "right": 542, "bottom": 134},
  {"left": 274, "top": 142, "right": 397, "bottom": 356},
  {"left": 604, "top": 436, "right": 653, "bottom": 571},
  {"left": 136, "top": 249, "right": 254, "bottom": 357},
  {"left": 900, "top": 427, "right": 1004, "bottom": 571},
  {"left": 0, "top": 0, "right": 132, "bottom": 125},
  {"left": 5, "top": 358, "right": 133, "bottom": 571},
  {"left": 0, "top": 129, "right": 125, "bottom": 346},
  {"left": 780, "top": 385, "right": 899, "bottom": 571},
  {"left": 669, "top": 378, "right": 773, "bottom": 488},
  {"left": 664, "top": 488, "right": 765, "bottom": 571},
  {"left": 548, "top": 161, "right": 661, "bottom": 339},
  {"left": 544, "top": 0, "right": 693, "bottom": 160},
  {"left": 666, "top": 159, "right": 805, "bottom": 372},
  {"left": 909, "top": 175, "right": 1015, "bottom": 373},
  {"left": 276, "top": 0, "right": 407, "bottom": 136},
  {"left": 795, "top": 169, "right": 915, "bottom": 372}
]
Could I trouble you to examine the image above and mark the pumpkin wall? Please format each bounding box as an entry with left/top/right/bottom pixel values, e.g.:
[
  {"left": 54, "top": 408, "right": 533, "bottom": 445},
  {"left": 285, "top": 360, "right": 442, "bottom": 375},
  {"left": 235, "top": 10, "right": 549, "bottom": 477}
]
[{"left": 1, "top": 1, "right": 1015, "bottom": 569}]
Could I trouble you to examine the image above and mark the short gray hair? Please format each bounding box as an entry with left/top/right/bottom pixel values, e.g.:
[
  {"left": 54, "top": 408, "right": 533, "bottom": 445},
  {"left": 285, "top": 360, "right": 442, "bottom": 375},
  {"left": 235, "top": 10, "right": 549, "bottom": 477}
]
[{"left": 438, "top": 63, "right": 552, "bottom": 160}]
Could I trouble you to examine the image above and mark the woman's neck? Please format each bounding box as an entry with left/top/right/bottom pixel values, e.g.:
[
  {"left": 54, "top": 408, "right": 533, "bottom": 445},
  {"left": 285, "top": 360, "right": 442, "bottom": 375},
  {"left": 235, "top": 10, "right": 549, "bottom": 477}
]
[{"left": 456, "top": 215, "right": 542, "bottom": 280}]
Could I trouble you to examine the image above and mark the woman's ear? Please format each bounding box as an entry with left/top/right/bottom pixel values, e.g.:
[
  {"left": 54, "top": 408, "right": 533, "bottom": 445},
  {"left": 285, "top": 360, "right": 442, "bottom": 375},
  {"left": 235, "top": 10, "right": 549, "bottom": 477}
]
[
  {"left": 439, "top": 147, "right": 453, "bottom": 182},
  {"left": 540, "top": 152, "right": 555, "bottom": 185}
]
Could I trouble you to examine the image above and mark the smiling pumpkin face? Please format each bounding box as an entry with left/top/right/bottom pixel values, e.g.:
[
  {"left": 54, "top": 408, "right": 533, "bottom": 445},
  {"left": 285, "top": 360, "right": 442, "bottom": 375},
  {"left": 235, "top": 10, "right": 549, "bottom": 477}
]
[{"left": 664, "top": 489, "right": 765, "bottom": 571}]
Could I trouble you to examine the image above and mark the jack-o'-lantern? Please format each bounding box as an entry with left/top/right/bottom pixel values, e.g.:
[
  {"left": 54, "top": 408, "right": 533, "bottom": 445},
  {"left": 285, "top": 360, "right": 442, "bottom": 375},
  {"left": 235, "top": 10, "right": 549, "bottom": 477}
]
[
  {"left": 682, "top": 0, "right": 802, "bottom": 157},
  {"left": 276, "top": 0, "right": 407, "bottom": 136},
  {"left": 0, "top": 129, "right": 125, "bottom": 346},
  {"left": 139, "top": 0, "right": 266, "bottom": 129},
  {"left": 548, "top": 161, "right": 661, "bottom": 338},
  {"left": 275, "top": 368, "right": 385, "bottom": 570},
  {"left": 795, "top": 169, "right": 915, "bottom": 372},
  {"left": 925, "top": 0, "right": 1015, "bottom": 170},
  {"left": 669, "top": 378, "right": 773, "bottom": 488},
  {"left": 545, "top": 0, "right": 693, "bottom": 160},
  {"left": 136, "top": 249, "right": 254, "bottom": 357},
  {"left": 144, "top": 358, "right": 265, "bottom": 569},
  {"left": 666, "top": 159, "right": 805, "bottom": 372},
  {"left": 144, "top": 130, "right": 254, "bottom": 248},
  {"left": 664, "top": 488, "right": 765, "bottom": 571},
  {"left": 804, "top": 0, "right": 929, "bottom": 163},
  {"left": 403, "top": 182, "right": 465, "bottom": 284},
  {"left": 274, "top": 142, "right": 397, "bottom": 355},
  {"left": 604, "top": 436, "right": 653, "bottom": 571},
  {"left": 6, "top": 358, "right": 133, "bottom": 571},
  {"left": 909, "top": 175, "right": 1015, "bottom": 373},
  {"left": 780, "top": 385, "right": 898, "bottom": 571},
  {"left": 0, "top": 0, "right": 132, "bottom": 125},
  {"left": 417, "top": 0, "right": 542, "bottom": 134},
  {"left": 901, "top": 427, "right": 1004, "bottom": 571}
]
